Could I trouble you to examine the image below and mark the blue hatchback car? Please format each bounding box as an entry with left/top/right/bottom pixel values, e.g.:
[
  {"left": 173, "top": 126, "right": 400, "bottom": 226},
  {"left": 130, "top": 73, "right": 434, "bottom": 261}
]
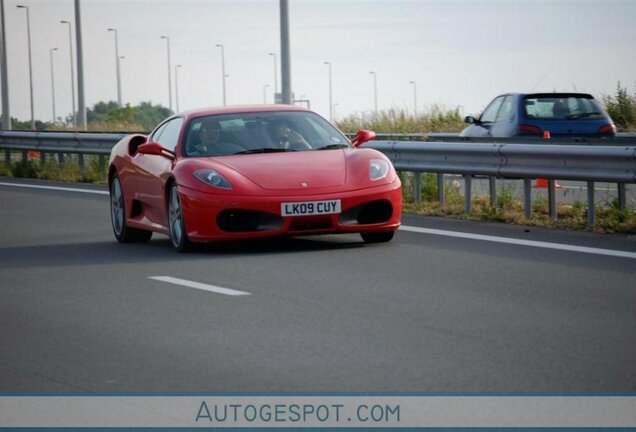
[{"left": 461, "top": 93, "right": 616, "bottom": 138}]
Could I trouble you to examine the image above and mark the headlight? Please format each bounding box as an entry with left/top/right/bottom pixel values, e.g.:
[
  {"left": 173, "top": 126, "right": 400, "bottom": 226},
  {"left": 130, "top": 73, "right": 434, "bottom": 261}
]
[
  {"left": 193, "top": 169, "right": 233, "bottom": 189},
  {"left": 369, "top": 159, "right": 389, "bottom": 181}
]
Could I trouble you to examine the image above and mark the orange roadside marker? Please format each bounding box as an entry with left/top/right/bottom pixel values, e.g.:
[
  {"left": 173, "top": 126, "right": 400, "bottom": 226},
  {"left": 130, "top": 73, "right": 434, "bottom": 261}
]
[{"left": 533, "top": 178, "right": 561, "bottom": 188}]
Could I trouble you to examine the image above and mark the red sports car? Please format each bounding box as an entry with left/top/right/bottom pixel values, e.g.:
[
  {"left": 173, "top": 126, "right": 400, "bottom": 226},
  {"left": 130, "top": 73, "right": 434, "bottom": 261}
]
[{"left": 108, "top": 105, "right": 402, "bottom": 251}]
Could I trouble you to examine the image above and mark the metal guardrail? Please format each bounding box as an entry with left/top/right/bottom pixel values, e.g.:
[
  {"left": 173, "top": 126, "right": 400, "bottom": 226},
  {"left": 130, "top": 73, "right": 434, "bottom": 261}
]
[
  {"left": 427, "top": 132, "right": 636, "bottom": 145},
  {"left": 366, "top": 141, "right": 636, "bottom": 182},
  {"left": 0, "top": 131, "right": 126, "bottom": 155},
  {"left": 366, "top": 141, "right": 635, "bottom": 226},
  {"left": 1, "top": 131, "right": 635, "bottom": 227}
]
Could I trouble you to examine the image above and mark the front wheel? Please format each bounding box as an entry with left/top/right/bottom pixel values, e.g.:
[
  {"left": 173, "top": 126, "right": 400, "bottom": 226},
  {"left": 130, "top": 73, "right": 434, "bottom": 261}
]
[
  {"left": 168, "top": 183, "right": 197, "bottom": 252},
  {"left": 360, "top": 231, "right": 395, "bottom": 244},
  {"left": 110, "top": 173, "right": 152, "bottom": 243}
]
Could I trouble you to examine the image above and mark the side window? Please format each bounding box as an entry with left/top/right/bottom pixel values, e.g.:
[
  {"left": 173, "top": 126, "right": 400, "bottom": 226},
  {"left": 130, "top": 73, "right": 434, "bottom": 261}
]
[
  {"left": 156, "top": 118, "right": 184, "bottom": 152},
  {"left": 150, "top": 122, "right": 168, "bottom": 143},
  {"left": 495, "top": 95, "right": 514, "bottom": 122},
  {"left": 480, "top": 96, "right": 505, "bottom": 123}
]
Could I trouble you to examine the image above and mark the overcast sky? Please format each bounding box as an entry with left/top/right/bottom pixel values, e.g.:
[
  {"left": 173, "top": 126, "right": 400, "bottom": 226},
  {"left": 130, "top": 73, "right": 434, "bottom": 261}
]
[{"left": 2, "top": 0, "right": 636, "bottom": 124}]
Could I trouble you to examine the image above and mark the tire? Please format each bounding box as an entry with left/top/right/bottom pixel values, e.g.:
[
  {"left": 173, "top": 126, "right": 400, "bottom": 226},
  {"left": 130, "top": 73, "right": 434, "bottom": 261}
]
[
  {"left": 168, "top": 183, "right": 197, "bottom": 252},
  {"left": 110, "top": 173, "right": 153, "bottom": 243},
  {"left": 360, "top": 230, "right": 395, "bottom": 244}
]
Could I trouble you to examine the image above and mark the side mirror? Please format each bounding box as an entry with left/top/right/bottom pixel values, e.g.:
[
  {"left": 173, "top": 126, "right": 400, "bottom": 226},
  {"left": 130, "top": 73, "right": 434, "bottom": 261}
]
[
  {"left": 137, "top": 142, "right": 176, "bottom": 161},
  {"left": 351, "top": 129, "right": 376, "bottom": 148},
  {"left": 464, "top": 116, "right": 478, "bottom": 125}
]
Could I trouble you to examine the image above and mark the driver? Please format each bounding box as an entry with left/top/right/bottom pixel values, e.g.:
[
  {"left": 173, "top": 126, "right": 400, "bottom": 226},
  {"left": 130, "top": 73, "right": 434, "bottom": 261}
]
[{"left": 270, "top": 120, "right": 311, "bottom": 150}]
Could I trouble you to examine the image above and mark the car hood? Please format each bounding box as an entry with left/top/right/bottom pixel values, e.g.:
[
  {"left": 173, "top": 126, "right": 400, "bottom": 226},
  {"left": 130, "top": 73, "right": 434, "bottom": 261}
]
[{"left": 215, "top": 150, "right": 347, "bottom": 190}]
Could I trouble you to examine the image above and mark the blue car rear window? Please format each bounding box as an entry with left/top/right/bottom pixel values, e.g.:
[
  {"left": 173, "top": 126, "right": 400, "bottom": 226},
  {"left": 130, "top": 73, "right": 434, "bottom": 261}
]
[{"left": 523, "top": 95, "right": 605, "bottom": 120}]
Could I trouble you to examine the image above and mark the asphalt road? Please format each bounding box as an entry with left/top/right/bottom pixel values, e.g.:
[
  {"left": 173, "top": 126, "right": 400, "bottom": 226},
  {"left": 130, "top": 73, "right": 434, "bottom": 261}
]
[{"left": 1, "top": 178, "right": 635, "bottom": 392}]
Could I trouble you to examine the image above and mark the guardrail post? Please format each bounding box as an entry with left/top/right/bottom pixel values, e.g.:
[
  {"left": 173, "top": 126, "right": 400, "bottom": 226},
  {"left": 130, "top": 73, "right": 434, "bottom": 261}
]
[
  {"left": 39, "top": 151, "right": 46, "bottom": 164},
  {"left": 78, "top": 154, "right": 85, "bottom": 174},
  {"left": 414, "top": 172, "right": 421, "bottom": 205},
  {"left": 437, "top": 173, "right": 445, "bottom": 206},
  {"left": 4, "top": 148, "right": 10, "bottom": 164},
  {"left": 21, "top": 150, "right": 27, "bottom": 163},
  {"left": 464, "top": 175, "right": 472, "bottom": 214},
  {"left": 57, "top": 152, "right": 65, "bottom": 167},
  {"left": 617, "top": 183, "right": 626, "bottom": 211},
  {"left": 548, "top": 179, "right": 557, "bottom": 221},
  {"left": 524, "top": 178, "right": 532, "bottom": 219},
  {"left": 489, "top": 177, "right": 496, "bottom": 206},
  {"left": 587, "top": 181, "right": 595, "bottom": 228}
]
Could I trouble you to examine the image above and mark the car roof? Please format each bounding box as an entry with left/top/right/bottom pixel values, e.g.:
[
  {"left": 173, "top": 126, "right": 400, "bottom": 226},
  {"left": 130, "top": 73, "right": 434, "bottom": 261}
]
[
  {"left": 495, "top": 92, "right": 595, "bottom": 99},
  {"left": 179, "top": 104, "right": 311, "bottom": 122}
]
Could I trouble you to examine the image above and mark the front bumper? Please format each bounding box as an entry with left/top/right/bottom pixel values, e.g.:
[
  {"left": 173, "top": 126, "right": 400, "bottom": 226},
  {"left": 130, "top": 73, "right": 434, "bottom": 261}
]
[{"left": 179, "top": 179, "right": 402, "bottom": 242}]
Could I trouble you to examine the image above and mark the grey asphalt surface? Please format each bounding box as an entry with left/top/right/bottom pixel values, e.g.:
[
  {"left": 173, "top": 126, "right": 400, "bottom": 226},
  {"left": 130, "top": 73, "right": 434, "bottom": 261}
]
[{"left": 0, "top": 178, "right": 635, "bottom": 392}]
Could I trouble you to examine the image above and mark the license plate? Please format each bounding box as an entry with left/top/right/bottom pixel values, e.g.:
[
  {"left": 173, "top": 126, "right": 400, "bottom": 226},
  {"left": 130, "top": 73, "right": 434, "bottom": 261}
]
[{"left": 281, "top": 200, "right": 341, "bottom": 216}]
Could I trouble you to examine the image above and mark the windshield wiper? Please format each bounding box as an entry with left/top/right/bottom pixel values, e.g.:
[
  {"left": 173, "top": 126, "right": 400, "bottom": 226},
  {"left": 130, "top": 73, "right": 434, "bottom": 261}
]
[
  {"left": 316, "top": 144, "right": 349, "bottom": 150},
  {"left": 232, "top": 148, "right": 298, "bottom": 155},
  {"left": 566, "top": 112, "right": 601, "bottom": 119}
]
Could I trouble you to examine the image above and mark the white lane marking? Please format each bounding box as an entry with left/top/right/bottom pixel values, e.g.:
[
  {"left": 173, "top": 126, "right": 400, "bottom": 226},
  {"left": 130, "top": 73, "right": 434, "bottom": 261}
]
[
  {"left": 400, "top": 225, "right": 636, "bottom": 260},
  {"left": 0, "top": 181, "right": 109, "bottom": 195},
  {"left": 148, "top": 276, "right": 250, "bottom": 296}
]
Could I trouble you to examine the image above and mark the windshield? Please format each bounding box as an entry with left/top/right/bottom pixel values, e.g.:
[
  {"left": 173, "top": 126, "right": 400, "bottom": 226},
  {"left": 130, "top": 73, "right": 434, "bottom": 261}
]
[
  {"left": 523, "top": 94, "right": 606, "bottom": 120},
  {"left": 183, "top": 111, "right": 349, "bottom": 157}
]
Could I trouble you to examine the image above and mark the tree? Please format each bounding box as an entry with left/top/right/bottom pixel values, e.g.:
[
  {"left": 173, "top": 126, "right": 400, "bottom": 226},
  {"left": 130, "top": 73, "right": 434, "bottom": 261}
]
[{"left": 603, "top": 82, "right": 636, "bottom": 130}]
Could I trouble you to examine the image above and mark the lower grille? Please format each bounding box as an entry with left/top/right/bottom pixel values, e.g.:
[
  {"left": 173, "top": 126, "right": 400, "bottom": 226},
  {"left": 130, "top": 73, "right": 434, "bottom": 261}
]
[
  {"left": 217, "top": 209, "right": 284, "bottom": 233},
  {"left": 338, "top": 200, "right": 393, "bottom": 225}
]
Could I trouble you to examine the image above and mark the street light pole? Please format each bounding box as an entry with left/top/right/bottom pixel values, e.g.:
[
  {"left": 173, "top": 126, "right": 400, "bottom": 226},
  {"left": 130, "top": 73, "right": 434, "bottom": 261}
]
[
  {"left": 74, "top": 0, "right": 87, "bottom": 129},
  {"left": 324, "top": 61, "right": 333, "bottom": 121},
  {"left": 160, "top": 35, "right": 172, "bottom": 111},
  {"left": 1, "top": 0, "right": 11, "bottom": 130},
  {"left": 409, "top": 80, "right": 417, "bottom": 116},
  {"left": 279, "top": 0, "right": 292, "bottom": 105},
  {"left": 107, "top": 28, "right": 122, "bottom": 106},
  {"left": 175, "top": 64, "right": 182, "bottom": 112},
  {"left": 17, "top": 5, "right": 35, "bottom": 130},
  {"left": 119, "top": 55, "right": 125, "bottom": 103},
  {"left": 263, "top": 84, "right": 269, "bottom": 104},
  {"left": 60, "top": 20, "right": 76, "bottom": 127},
  {"left": 370, "top": 71, "right": 377, "bottom": 115},
  {"left": 215, "top": 44, "right": 226, "bottom": 106},
  {"left": 268, "top": 52, "right": 277, "bottom": 101},
  {"left": 50, "top": 48, "right": 58, "bottom": 123}
]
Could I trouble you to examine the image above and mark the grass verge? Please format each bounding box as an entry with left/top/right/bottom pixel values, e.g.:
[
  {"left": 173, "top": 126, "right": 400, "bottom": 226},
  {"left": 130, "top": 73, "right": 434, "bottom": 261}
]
[
  {"left": 403, "top": 176, "right": 636, "bottom": 234},
  {"left": 1, "top": 155, "right": 108, "bottom": 184}
]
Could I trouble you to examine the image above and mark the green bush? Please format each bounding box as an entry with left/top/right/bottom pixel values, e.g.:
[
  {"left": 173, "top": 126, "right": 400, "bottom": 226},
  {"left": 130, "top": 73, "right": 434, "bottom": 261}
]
[
  {"left": 10, "top": 160, "right": 38, "bottom": 178},
  {"left": 0, "top": 160, "right": 11, "bottom": 176},
  {"left": 602, "top": 82, "right": 636, "bottom": 131},
  {"left": 4, "top": 156, "right": 108, "bottom": 184}
]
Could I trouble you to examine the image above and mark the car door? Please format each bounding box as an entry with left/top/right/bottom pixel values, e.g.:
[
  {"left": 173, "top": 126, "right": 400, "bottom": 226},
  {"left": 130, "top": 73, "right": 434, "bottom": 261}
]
[
  {"left": 134, "top": 117, "right": 183, "bottom": 227},
  {"left": 465, "top": 95, "right": 506, "bottom": 137},
  {"left": 489, "top": 95, "right": 516, "bottom": 137}
]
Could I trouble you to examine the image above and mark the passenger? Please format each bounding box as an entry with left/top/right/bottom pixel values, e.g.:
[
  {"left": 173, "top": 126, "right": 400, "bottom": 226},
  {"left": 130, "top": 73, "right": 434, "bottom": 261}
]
[{"left": 552, "top": 100, "right": 571, "bottom": 118}]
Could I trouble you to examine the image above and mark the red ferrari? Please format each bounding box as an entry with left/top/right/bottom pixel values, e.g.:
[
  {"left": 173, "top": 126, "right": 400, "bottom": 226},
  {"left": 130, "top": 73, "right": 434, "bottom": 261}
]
[{"left": 108, "top": 105, "right": 402, "bottom": 251}]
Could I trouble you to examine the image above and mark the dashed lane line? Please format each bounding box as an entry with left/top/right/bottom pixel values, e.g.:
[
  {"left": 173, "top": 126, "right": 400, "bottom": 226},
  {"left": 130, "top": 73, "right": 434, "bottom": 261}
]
[{"left": 148, "top": 276, "right": 251, "bottom": 296}]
